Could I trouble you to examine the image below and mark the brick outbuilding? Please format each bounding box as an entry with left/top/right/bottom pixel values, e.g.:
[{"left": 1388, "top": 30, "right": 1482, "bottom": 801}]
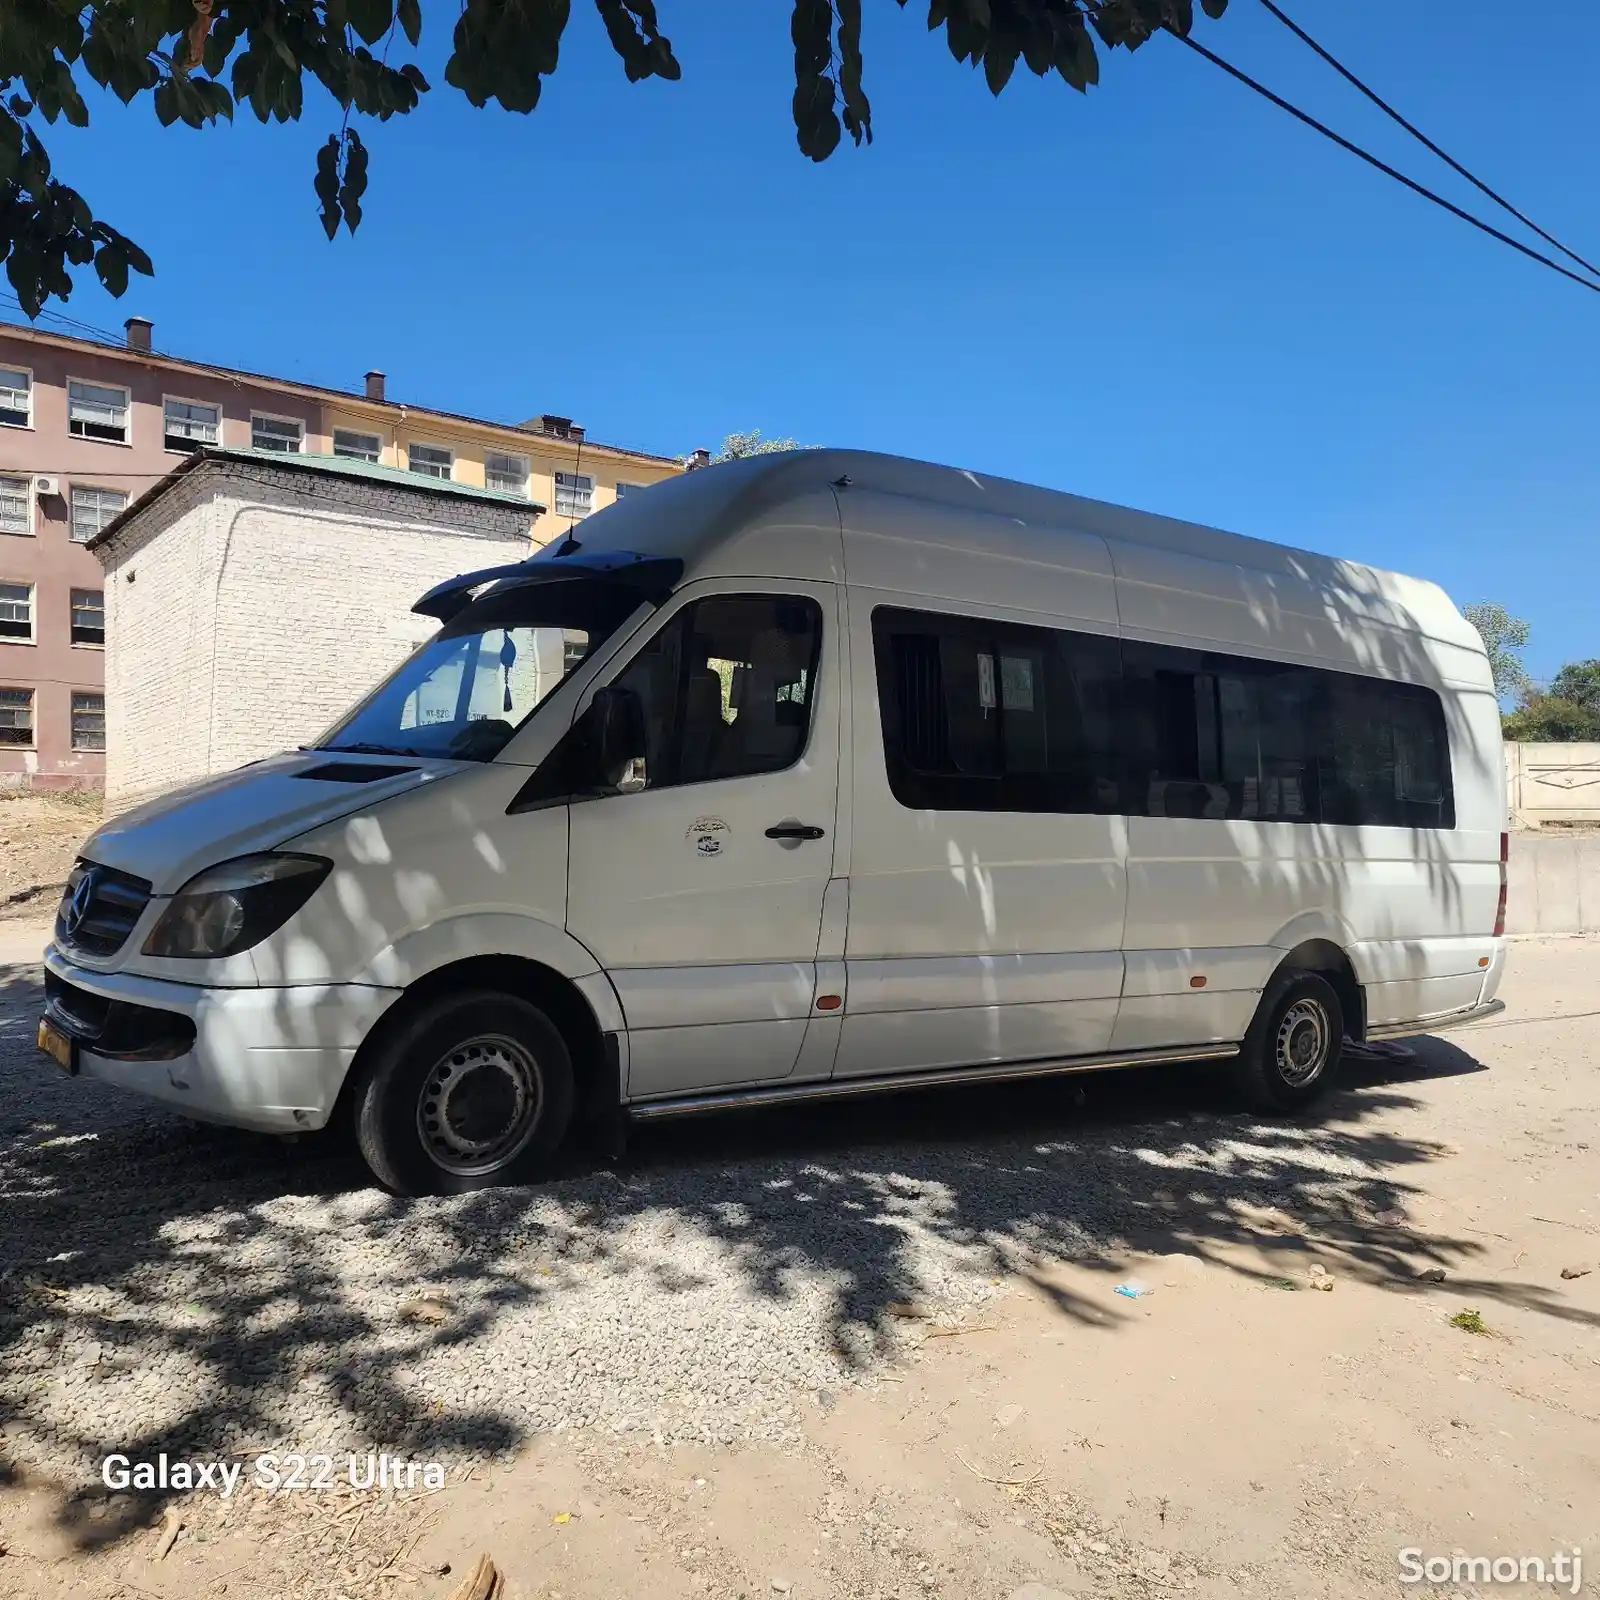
[{"left": 89, "top": 447, "right": 544, "bottom": 808}]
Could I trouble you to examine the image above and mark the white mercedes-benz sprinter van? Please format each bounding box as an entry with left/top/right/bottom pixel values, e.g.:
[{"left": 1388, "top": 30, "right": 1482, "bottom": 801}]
[{"left": 39, "top": 451, "right": 1508, "bottom": 1194}]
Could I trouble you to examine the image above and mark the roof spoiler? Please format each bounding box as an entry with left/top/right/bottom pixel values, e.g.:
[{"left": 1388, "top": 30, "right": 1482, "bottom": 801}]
[{"left": 411, "top": 551, "right": 684, "bottom": 622}]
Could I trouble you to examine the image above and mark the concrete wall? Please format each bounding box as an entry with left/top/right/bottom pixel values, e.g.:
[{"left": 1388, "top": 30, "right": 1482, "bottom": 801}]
[
  {"left": 1506, "top": 742, "right": 1600, "bottom": 828},
  {"left": 1505, "top": 832, "right": 1600, "bottom": 936},
  {"left": 98, "top": 459, "right": 533, "bottom": 807}
]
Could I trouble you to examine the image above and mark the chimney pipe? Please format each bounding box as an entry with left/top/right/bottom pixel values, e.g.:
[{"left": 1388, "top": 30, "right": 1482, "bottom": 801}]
[
  {"left": 365, "top": 370, "right": 386, "bottom": 402},
  {"left": 124, "top": 317, "right": 153, "bottom": 353}
]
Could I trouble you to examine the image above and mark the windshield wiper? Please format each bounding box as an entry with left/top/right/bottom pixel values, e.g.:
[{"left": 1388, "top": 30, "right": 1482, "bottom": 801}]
[{"left": 309, "top": 741, "right": 430, "bottom": 759}]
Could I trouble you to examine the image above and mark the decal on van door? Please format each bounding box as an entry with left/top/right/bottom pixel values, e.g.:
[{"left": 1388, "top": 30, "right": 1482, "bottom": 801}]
[{"left": 686, "top": 817, "right": 730, "bottom": 857}]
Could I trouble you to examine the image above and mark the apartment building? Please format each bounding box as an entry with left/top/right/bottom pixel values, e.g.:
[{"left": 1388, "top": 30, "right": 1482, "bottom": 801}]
[{"left": 0, "top": 316, "right": 681, "bottom": 790}]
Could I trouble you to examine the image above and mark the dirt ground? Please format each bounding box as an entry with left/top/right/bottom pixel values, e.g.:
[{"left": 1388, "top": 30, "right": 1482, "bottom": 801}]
[
  {"left": 0, "top": 923, "right": 1596, "bottom": 1600},
  {"left": 0, "top": 792, "right": 101, "bottom": 922}
]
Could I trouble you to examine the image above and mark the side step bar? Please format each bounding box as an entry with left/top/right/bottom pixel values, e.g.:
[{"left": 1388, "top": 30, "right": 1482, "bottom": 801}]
[
  {"left": 1367, "top": 997, "right": 1506, "bottom": 1042},
  {"left": 627, "top": 1042, "right": 1239, "bottom": 1123},
  {"left": 626, "top": 998, "right": 1510, "bottom": 1124}
]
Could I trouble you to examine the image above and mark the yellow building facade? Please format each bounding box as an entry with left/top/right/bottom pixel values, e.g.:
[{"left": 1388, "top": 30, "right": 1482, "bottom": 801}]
[{"left": 319, "top": 392, "right": 679, "bottom": 529}]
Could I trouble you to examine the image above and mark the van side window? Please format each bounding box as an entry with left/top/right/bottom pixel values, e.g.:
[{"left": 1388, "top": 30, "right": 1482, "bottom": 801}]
[
  {"left": 612, "top": 594, "right": 823, "bottom": 790},
  {"left": 873, "top": 607, "right": 1124, "bottom": 813},
  {"left": 1321, "top": 676, "right": 1452, "bottom": 827},
  {"left": 871, "top": 606, "right": 1454, "bottom": 828},
  {"left": 1121, "top": 644, "right": 1320, "bottom": 822}
]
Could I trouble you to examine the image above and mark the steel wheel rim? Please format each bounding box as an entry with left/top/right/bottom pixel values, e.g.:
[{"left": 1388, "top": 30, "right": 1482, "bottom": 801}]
[
  {"left": 416, "top": 1033, "right": 542, "bottom": 1177},
  {"left": 1275, "top": 998, "right": 1330, "bottom": 1089}
]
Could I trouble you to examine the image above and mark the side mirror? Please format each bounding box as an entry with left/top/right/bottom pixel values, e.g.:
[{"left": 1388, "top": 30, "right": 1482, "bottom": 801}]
[{"left": 589, "top": 686, "right": 647, "bottom": 793}]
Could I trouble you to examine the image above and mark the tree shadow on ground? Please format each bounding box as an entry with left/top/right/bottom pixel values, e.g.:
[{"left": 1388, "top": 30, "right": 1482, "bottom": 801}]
[{"left": 1, "top": 957, "right": 1589, "bottom": 1558}]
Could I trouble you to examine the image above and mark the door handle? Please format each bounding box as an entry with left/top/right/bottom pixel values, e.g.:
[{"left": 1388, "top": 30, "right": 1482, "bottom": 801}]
[{"left": 765, "top": 821, "right": 826, "bottom": 842}]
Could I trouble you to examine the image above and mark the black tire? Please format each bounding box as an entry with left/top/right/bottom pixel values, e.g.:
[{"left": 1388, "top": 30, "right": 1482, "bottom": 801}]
[
  {"left": 1231, "top": 969, "right": 1344, "bottom": 1114},
  {"left": 352, "top": 989, "right": 574, "bottom": 1196}
]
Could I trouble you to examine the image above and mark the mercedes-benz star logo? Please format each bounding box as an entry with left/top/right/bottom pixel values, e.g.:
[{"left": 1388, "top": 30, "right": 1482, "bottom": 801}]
[{"left": 63, "top": 870, "right": 97, "bottom": 938}]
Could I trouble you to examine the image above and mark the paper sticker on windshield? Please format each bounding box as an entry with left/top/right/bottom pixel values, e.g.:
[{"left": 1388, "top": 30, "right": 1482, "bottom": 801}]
[
  {"left": 1000, "top": 655, "right": 1035, "bottom": 712},
  {"left": 687, "top": 817, "right": 729, "bottom": 858},
  {"left": 976, "top": 652, "right": 996, "bottom": 712}
]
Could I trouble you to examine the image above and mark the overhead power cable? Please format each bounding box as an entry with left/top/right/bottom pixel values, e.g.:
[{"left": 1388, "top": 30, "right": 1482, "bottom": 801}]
[
  {"left": 1255, "top": 0, "right": 1600, "bottom": 282},
  {"left": 1173, "top": 32, "right": 1600, "bottom": 297}
]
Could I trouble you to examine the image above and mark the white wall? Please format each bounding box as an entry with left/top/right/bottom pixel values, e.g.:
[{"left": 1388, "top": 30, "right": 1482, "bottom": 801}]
[
  {"left": 1506, "top": 742, "right": 1600, "bottom": 828},
  {"left": 99, "top": 462, "right": 533, "bottom": 807}
]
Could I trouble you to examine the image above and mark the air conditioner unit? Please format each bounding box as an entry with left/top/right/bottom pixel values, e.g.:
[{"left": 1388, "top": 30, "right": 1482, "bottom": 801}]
[{"left": 34, "top": 475, "right": 60, "bottom": 497}]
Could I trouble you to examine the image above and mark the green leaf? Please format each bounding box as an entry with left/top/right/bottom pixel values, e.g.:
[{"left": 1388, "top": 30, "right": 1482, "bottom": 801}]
[
  {"left": 7, "top": 253, "right": 48, "bottom": 320},
  {"left": 0, "top": 117, "right": 20, "bottom": 185},
  {"left": 347, "top": 0, "right": 393, "bottom": 48},
  {"left": 1200, "top": 0, "right": 1228, "bottom": 15},
  {"left": 314, "top": 135, "right": 342, "bottom": 240},
  {"left": 837, "top": 0, "right": 871, "bottom": 146},
  {"left": 792, "top": 76, "right": 840, "bottom": 162},
  {"left": 94, "top": 242, "right": 129, "bottom": 298},
  {"left": 120, "top": 236, "right": 154, "bottom": 276},
  {"left": 398, "top": 0, "right": 422, "bottom": 46},
  {"left": 340, "top": 130, "right": 368, "bottom": 232},
  {"left": 154, "top": 79, "right": 180, "bottom": 127},
  {"left": 56, "top": 68, "right": 90, "bottom": 129},
  {"left": 983, "top": 40, "right": 1018, "bottom": 96}
]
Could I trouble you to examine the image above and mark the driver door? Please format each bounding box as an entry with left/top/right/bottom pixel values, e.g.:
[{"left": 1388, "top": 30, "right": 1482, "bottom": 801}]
[{"left": 566, "top": 581, "right": 841, "bottom": 1098}]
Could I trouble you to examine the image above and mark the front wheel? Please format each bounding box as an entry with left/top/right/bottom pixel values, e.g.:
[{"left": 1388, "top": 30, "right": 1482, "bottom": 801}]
[
  {"left": 1231, "top": 970, "right": 1344, "bottom": 1113},
  {"left": 352, "top": 989, "right": 574, "bottom": 1195}
]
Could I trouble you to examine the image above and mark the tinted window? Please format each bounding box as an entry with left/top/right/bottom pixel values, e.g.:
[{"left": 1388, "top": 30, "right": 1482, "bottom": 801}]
[
  {"left": 873, "top": 608, "right": 1124, "bottom": 814},
  {"left": 612, "top": 593, "right": 823, "bottom": 790},
  {"left": 873, "top": 606, "right": 1453, "bottom": 828},
  {"left": 1322, "top": 676, "right": 1452, "bottom": 827},
  {"left": 1121, "top": 644, "right": 1320, "bottom": 822}
]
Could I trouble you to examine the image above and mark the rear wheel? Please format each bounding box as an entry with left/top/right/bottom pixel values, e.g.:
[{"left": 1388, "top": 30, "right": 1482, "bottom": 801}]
[
  {"left": 1231, "top": 969, "right": 1344, "bottom": 1113},
  {"left": 352, "top": 989, "right": 574, "bottom": 1195}
]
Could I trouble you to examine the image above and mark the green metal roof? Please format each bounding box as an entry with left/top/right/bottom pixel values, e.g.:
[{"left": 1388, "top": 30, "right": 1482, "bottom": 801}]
[
  {"left": 89, "top": 444, "right": 546, "bottom": 550},
  {"left": 205, "top": 445, "right": 548, "bottom": 509}
]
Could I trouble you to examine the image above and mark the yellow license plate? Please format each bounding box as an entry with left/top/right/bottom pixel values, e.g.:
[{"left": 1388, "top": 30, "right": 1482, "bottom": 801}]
[{"left": 37, "top": 1017, "right": 77, "bottom": 1075}]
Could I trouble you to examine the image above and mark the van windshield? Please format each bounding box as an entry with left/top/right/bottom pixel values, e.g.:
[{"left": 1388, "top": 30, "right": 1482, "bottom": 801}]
[{"left": 315, "top": 579, "right": 643, "bottom": 763}]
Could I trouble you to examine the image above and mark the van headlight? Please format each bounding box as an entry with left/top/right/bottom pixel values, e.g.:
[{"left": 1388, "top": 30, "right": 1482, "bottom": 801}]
[{"left": 142, "top": 854, "right": 332, "bottom": 959}]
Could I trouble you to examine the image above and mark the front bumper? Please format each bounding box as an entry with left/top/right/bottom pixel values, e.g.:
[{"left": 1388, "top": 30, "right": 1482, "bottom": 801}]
[{"left": 42, "top": 946, "right": 401, "bottom": 1134}]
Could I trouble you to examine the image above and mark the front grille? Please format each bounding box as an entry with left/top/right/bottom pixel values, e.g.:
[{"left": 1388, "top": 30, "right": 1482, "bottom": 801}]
[
  {"left": 45, "top": 967, "right": 111, "bottom": 1034},
  {"left": 55, "top": 860, "right": 153, "bottom": 958},
  {"left": 44, "top": 969, "right": 195, "bottom": 1060}
]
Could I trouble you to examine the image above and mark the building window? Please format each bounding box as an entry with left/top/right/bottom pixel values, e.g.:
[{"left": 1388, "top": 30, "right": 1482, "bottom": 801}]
[
  {"left": 615, "top": 481, "right": 644, "bottom": 500},
  {"left": 68, "top": 379, "right": 131, "bottom": 444},
  {"left": 70, "top": 589, "right": 105, "bottom": 647},
  {"left": 0, "top": 366, "right": 32, "bottom": 428},
  {"left": 0, "top": 474, "right": 31, "bottom": 537},
  {"left": 251, "top": 413, "right": 304, "bottom": 453},
  {"left": 163, "top": 396, "right": 220, "bottom": 453},
  {"left": 408, "top": 442, "right": 453, "bottom": 481},
  {"left": 0, "top": 581, "right": 33, "bottom": 641},
  {"left": 71, "top": 692, "right": 106, "bottom": 751},
  {"left": 70, "top": 485, "right": 128, "bottom": 544},
  {"left": 486, "top": 452, "right": 529, "bottom": 496},
  {"left": 0, "top": 687, "right": 33, "bottom": 746},
  {"left": 334, "top": 428, "right": 382, "bottom": 463},
  {"left": 554, "top": 470, "right": 593, "bottom": 518}
]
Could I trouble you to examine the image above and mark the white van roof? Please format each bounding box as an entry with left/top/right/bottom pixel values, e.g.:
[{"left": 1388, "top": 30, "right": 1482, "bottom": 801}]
[{"left": 552, "top": 449, "right": 1491, "bottom": 690}]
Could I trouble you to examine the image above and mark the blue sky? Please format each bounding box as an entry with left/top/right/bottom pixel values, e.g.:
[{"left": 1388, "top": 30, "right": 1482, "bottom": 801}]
[{"left": 12, "top": 1, "right": 1599, "bottom": 681}]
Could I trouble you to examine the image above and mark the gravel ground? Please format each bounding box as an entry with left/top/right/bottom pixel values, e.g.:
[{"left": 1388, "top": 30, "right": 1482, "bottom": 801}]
[{"left": 0, "top": 940, "right": 1410, "bottom": 1490}]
